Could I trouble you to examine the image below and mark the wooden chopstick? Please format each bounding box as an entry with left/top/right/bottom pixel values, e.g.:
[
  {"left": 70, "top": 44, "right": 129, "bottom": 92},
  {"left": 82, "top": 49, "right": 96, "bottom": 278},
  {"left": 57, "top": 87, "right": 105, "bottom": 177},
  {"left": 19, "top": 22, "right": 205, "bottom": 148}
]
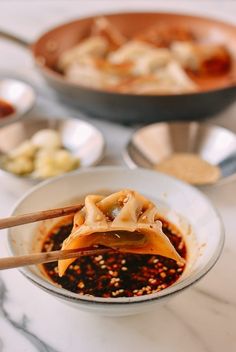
[
  {"left": 0, "top": 204, "right": 111, "bottom": 270},
  {"left": 0, "top": 247, "right": 111, "bottom": 270},
  {"left": 0, "top": 204, "right": 83, "bottom": 230}
]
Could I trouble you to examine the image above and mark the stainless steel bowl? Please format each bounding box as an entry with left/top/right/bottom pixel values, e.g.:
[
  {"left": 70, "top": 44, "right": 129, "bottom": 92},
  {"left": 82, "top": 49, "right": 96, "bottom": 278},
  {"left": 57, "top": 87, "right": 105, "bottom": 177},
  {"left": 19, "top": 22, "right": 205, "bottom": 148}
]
[
  {"left": 0, "top": 116, "right": 105, "bottom": 181},
  {"left": 0, "top": 79, "right": 36, "bottom": 127},
  {"left": 124, "top": 121, "right": 236, "bottom": 186}
]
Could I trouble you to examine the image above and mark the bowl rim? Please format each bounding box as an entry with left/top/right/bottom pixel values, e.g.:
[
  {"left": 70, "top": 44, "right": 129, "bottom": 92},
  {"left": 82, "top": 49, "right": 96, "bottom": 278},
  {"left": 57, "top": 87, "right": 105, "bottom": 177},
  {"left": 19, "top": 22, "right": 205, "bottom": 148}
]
[
  {"left": 123, "top": 120, "right": 236, "bottom": 187},
  {"left": 0, "top": 116, "right": 106, "bottom": 182},
  {"left": 7, "top": 166, "right": 225, "bottom": 305}
]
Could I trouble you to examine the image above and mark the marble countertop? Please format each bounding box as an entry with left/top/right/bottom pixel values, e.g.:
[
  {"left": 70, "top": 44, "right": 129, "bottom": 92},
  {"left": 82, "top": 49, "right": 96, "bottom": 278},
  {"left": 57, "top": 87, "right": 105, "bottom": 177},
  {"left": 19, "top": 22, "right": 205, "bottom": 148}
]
[{"left": 0, "top": 1, "right": 236, "bottom": 351}]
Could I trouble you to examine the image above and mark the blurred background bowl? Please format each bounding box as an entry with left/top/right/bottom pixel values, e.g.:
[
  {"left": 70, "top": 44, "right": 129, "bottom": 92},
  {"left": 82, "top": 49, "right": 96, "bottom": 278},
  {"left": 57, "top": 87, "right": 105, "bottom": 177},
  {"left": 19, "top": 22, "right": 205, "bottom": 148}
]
[
  {"left": 0, "top": 79, "right": 35, "bottom": 127},
  {"left": 0, "top": 116, "right": 105, "bottom": 181},
  {"left": 124, "top": 121, "right": 236, "bottom": 185},
  {"left": 32, "top": 12, "right": 236, "bottom": 123},
  {"left": 1, "top": 12, "right": 236, "bottom": 123}
]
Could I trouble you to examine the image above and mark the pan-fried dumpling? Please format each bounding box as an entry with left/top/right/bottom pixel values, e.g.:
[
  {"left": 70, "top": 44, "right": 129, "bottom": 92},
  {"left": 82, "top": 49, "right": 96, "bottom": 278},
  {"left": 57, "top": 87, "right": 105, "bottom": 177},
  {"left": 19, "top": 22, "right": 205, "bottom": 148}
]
[
  {"left": 114, "top": 61, "right": 196, "bottom": 94},
  {"left": 171, "top": 41, "right": 231, "bottom": 74},
  {"left": 64, "top": 59, "right": 124, "bottom": 89},
  {"left": 155, "top": 61, "right": 197, "bottom": 92},
  {"left": 58, "top": 36, "right": 109, "bottom": 71},
  {"left": 64, "top": 60, "right": 105, "bottom": 88},
  {"left": 133, "top": 48, "right": 172, "bottom": 75},
  {"left": 108, "top": 41, "right": 157, "bottom": 64},
  {"left": 58, "top": 190, "right": 183, "bottom": 276},
  {"left": 91, "top": 17, "right": 127, "bottom": 49},
  {"left": 135, "top": 25, "right": 195, "bottom": 48}
]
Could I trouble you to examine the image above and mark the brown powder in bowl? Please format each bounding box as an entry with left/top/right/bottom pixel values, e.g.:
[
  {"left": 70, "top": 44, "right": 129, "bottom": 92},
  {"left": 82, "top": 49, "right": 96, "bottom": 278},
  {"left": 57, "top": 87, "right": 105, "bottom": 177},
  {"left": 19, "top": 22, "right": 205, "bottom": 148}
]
[{"left": 154, "top": 152, "right": 221, "bottom": 185}]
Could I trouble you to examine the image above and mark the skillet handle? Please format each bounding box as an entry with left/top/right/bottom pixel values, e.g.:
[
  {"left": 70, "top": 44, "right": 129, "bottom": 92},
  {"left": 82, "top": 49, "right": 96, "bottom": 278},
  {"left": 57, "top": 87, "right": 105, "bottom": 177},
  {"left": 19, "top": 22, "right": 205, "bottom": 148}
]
[{"left": 0, "top": 30, "right": 30, "bottom": 48}]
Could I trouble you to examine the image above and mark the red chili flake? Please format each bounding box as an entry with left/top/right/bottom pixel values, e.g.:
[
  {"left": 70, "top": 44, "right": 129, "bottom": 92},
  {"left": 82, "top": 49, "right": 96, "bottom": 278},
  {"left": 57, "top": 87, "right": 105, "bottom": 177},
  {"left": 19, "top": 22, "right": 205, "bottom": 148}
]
[{"left": 42, "top": 218, "right": 187, "bottom": 298}]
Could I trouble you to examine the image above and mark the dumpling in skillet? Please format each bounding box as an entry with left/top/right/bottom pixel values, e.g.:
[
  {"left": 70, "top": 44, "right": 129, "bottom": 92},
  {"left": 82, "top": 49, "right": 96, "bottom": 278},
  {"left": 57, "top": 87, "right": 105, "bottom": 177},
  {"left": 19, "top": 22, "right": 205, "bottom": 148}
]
[
  {"left": 58, "top": 189, "right": 183, "bottom": 276},
  {"left": 132, "top": 48, "right": 172, "bottom": 75},
  {"left": 91, "top": 16, "right": 127, "bottom": 50},
  {"left": 64, "top": 57, "right": 127, "bottom": 89},
  {"left": 58, "top": 36, "right": 109, "bottom": 71},
  {"left": 114, "top": 61, "right": 196, "bottom": 94},
  {"left": 171, "top": 41, "right": 231, "bottom": 74},
  {"left": 108, "top": 40, "right": 157, "bottom": 64}
]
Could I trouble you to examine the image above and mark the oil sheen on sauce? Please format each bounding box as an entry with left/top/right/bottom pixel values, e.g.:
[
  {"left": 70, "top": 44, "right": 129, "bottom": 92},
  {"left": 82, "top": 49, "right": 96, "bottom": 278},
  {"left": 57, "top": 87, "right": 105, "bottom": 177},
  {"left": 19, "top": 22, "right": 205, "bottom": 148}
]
[{"left": 41, "top": 217, "right": 187, "bottom": 298}]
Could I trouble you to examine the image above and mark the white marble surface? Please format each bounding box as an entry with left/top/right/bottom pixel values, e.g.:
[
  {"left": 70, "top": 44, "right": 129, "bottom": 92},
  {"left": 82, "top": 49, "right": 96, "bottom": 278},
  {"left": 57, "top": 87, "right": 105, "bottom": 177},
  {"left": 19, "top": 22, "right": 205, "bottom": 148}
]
[{"left": 0, "top": 1, "right": 236, "bottom": 351}]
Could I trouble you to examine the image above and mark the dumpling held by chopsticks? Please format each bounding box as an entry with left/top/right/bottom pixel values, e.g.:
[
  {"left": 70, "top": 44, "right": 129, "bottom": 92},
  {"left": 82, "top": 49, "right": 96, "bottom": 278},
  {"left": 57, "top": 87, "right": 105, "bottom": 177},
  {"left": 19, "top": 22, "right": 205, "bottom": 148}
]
[{"left": 58, "top": 190, "right": 184, "bottom": 276}]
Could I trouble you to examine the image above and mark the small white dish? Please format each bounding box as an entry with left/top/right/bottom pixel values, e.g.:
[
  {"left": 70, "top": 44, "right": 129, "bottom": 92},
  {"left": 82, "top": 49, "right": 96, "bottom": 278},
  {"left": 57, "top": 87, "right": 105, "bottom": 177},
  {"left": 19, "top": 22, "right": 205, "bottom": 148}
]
[
  {"left": 7, "top": 167, "right": 224, "bottom": 316},
  {"left": 124, "top": 121, "right": 236, "bottom": 186},
  {"left": 0, "top": 79, "right": 35, "bottom": 127},
  {"left": 0, "top": 116, "right": 105, "bottom": 181}
]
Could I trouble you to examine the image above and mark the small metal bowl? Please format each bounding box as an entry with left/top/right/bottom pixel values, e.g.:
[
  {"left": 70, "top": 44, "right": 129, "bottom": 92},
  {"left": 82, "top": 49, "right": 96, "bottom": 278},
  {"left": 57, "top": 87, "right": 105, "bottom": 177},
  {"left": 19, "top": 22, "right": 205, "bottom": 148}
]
[
  {"left": 124, "top": 121, "right": 236, "bottom": 186},
  {"left": 0, "top": 79, "right": 36, "bottom": 127},
  {"left": 0, "top": 116, "right": 105, "bottom": 181}
]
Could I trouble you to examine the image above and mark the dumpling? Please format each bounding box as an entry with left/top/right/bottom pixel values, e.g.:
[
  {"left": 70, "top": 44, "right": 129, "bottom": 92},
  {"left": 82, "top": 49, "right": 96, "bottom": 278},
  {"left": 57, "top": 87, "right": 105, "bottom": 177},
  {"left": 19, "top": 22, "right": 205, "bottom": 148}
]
[
  {"left": 108, "top": 41, "right": 157, "bottom": 64},
  {"left": 58, "top": 36, "right": 109, "bottom": 71},
  {"left": 114, "top": 61, "right": 196, "bottom": 94},
  {"left": 135, "top": 25, "right": 195, "bottom": 48},
  {"left": 171, "top": 41, "right": 231, "bottom": 74},
  {"left": 171, "top": 41, "right": 198, "bottom": 70},
  {"left": 64, "top": 61, "right": 105, "bottom": 88},
  {"left": 64, "top": 59, "right": 124, "bottom": 89},
  {"left": 91, "top": 17, "right": 127, "bottom": 50},
  {"left": 58, "top": 190, "right": 183, "bottom": 276},
  {"left": 133, "top": 48, "right": 172, "bottom": 75},
  {"left": 154, "top": 61, "right": 197, "bottom": 92}
]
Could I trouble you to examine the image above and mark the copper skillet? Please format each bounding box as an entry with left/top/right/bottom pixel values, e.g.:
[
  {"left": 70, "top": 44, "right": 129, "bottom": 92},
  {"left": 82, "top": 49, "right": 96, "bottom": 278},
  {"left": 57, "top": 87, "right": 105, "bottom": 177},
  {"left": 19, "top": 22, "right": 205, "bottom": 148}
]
[{"left": 1, "top": 12, "right": 236, "bottom": 123}]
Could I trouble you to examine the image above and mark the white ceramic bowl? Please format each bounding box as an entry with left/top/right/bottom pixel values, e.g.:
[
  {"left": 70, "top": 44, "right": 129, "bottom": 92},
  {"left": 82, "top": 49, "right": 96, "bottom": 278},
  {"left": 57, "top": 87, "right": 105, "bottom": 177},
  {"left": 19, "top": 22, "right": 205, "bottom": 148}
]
[
  {"left": 7, "top": 167, "right": 224, "bottom": 316},
  {"left": 0, "top": 116, "right": 105, "bottom": 182},
  {"left": 124, "top": 121, "right": 236, "bottom": 186}
]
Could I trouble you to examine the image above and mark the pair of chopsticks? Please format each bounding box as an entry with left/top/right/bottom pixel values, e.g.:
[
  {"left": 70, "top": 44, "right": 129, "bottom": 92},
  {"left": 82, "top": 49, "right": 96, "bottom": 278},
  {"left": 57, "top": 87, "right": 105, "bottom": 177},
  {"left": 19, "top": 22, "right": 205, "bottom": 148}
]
[{"left": 0, "top": 204, "right": 110, "bottom": 270}]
